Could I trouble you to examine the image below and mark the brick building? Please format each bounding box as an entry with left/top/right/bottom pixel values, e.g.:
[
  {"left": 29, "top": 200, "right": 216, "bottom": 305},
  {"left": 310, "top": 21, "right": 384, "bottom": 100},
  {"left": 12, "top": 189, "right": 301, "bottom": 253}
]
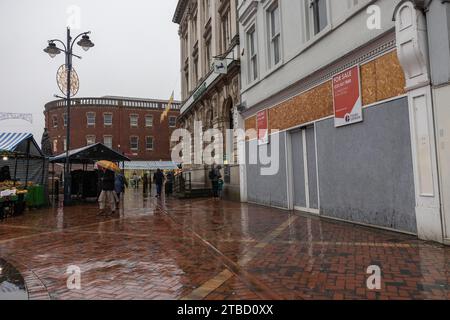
[{"left": 44, "top": 96, "right": 180, "bottom": 161}]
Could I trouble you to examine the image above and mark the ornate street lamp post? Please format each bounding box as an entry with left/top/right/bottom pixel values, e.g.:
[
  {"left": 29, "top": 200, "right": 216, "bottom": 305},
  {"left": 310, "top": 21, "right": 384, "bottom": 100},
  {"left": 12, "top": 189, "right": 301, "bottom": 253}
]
[{"left": 44, "top": 28, "right": 94, "bottom": 206}]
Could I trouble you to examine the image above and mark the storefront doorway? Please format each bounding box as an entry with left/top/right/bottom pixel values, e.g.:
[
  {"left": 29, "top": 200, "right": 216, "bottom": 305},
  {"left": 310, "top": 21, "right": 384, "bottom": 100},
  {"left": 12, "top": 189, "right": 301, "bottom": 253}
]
[{"left": 291, "top": 125, "right": 319, "bottom": 214}]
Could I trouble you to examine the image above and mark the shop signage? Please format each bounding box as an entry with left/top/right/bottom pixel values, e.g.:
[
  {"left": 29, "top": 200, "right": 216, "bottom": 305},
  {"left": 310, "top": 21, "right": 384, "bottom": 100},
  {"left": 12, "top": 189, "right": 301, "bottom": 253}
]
[
  {"left": 193, "top": 83, "right": 207, "bottom": 102},
  {"left": 333, "top": 65, "right": 363, "bottom": 127},
  {"left": 257, "top": 110, "right": 269, "bottom": 145},
  {"left": 180, "top": 46, "right": 238, "bottom": 115},
  {"left": 213, "top": 59, "right": 228, "bottom": 74}
]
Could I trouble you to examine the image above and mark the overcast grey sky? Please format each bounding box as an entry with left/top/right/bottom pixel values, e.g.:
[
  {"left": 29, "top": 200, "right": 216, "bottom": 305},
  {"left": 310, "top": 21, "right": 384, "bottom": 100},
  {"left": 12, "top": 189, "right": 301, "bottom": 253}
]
[{"left": 0, "top": 0, "right": 180, "bottom": 144}]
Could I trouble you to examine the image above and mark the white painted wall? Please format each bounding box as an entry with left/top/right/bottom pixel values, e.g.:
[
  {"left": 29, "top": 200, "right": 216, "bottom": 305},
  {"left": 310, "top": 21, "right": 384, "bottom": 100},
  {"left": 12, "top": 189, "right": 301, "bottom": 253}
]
[
  {"left": 238, "top": 0, "right": 399, "bottom": 109},
  {"left": 433, "top": 86, "right": 450, "bottom": 242},
  {"left": 395, "top": 1, "right": 443, "bottom": 243}
]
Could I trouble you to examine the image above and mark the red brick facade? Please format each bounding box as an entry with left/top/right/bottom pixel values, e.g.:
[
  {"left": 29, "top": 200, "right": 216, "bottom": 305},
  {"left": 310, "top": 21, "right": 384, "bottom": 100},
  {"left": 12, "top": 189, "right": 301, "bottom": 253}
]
[{"left": 44, "top": 97, "right": 180, "bottom": 161}]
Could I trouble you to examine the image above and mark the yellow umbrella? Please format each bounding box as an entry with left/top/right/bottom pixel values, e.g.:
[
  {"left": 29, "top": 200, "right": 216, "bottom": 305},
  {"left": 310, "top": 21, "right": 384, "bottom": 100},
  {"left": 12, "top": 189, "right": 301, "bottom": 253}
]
[{"left": 96, "top": 160, "right": 121, "bottom": 173}]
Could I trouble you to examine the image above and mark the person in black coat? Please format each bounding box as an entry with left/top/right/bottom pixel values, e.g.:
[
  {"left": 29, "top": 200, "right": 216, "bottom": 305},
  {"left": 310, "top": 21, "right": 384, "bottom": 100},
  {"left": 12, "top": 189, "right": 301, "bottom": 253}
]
[
  {"left": 98, "top": 167, "right": 116, "bottom": 215},
  {"left": 143, "top": 173, "right": 148, "bottom": 194},
  {"left": 0, "top": 166, "right": 11, "bottom": 182},
  {"left": 153, "top": 169, "right": 165, "bottom": 198}
]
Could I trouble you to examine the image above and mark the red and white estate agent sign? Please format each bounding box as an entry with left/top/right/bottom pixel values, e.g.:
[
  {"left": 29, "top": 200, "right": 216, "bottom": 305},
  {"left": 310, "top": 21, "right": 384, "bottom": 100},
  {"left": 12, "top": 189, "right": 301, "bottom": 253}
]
[
  {"left": 257, "top": 109, "right": 269, "bottom": 145},
  {"left": 333, "top": 65, "right": 363, "bottom": 127}
]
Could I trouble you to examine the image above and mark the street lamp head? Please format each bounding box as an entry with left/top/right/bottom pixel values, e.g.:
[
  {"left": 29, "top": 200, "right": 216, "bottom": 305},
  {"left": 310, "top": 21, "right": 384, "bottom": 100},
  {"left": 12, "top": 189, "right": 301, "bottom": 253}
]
[
  {"left": 77, "top": 34, "right": 94, "bottom": 51},
  {"left": 44, "top": 42, "right": 61, "bottom": 58}
]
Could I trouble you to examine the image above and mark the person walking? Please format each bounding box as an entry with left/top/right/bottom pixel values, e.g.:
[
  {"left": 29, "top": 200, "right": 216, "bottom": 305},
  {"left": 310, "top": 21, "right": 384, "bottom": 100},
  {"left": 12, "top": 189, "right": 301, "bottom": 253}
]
[
  {"left": 114, "top": 172, "right": 128, "bottom": 205},
  {"left": 131, "top": 172, "right": 139, "bottom": 189},
  {"left": 98, "top": 167, "right": 116, "bottom": 215},
  {"left": 209, "top": 165, "right": 222, "bottom": 199},
  {"left": 148, "top": 173, "right": 152, "bottom": 194},
  {"left": 153, "top": 169, "right": 165, "bottom": 198},
  {"left": 166, "top": 171, "right": 174, "bottom": 196},
  {"left": 143, "top": 173, "right": 148, "bottom": 194},
  {"left": 218, "top": 177, "right": 224, "bottom": 199}
]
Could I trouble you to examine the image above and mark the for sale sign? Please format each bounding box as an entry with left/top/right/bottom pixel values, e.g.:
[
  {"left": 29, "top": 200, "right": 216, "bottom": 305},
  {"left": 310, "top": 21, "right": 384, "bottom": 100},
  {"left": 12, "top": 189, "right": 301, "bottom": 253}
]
[
  {"left": 257, "top": 110, "right": 269, "bottom": 145},
  {"left": 333, "top": 65, "right": 363, "bottom": 127}
]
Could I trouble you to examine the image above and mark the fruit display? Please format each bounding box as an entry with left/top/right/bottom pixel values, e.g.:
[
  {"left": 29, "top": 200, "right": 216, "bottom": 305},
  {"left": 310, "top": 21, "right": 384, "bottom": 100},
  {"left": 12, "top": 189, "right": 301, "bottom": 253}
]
[{"left": 0, "top": 181, "right": 32, "bottom": 197}]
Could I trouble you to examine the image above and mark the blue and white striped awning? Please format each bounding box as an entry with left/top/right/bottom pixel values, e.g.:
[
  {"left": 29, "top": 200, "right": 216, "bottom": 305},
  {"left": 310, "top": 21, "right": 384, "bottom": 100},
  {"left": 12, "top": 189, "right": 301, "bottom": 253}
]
[
  {"left": 0, "top": 132, "right": 32, "bottom": 152},
  {"left": 122, "top": 161, "right": 179, "bottom": 171}
]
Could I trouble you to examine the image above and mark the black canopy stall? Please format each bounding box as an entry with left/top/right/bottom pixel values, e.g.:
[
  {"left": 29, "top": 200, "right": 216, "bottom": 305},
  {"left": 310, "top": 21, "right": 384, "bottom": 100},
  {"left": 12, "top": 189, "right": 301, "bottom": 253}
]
[
  {"left": 49, "top": 143, "right": 130, "bottom": 200},
  {"left": 50, "top": 143, "right": 130, "bottom": 164}
]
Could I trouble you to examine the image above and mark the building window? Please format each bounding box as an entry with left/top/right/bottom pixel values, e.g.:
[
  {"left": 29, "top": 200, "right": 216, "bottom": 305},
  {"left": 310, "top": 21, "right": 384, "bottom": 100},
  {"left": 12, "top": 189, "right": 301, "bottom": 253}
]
[
  {"left": 311, "top": 0, "right": 328, "bottom": 35},
  {"left": 86, "top": 112, "right": 96, "bottom": 126},
  {"left": 184, "top": 64, "right": 190, "bottom": 94},
  {"left": 169, "top": 116, "right": 177, "bottom": 128},
  {"left": 130, "top": 137, "right": 139, "bottom": 151},
  {"left": 145, "top": 115, "right": 153, "bottom": 127},
  {"left": 146, "top": 136, "right": 154, "bottom": 150},
  {"left": 220, "top": 10, "right": 232, "bottom": 53},
  {"left": 193, "top": 55, "right": 199, "bottom": 85},
  {"left": 130, "top": 114, "right": 138, "bottom": 128},
  {"left": 86, "top": 135, "right": 96, "bottom": 146},
  {"left": 191, "top": 13, "right": 198, "bottom": 47},
  {"left": 103, "top": 135, "right": 113, "bottom": 149},
  {"left": 104, "top": 113, "right": 113, "bottom": 126},
  {"left": 205, "top": 39, "right": 212, "bottom": 72},
  {"left": 268, "top": 2, "right": 281, "bottom": 67},
  {"left": 130, "top": 136, "right": 139, "bottom": 151},
  {"left": 247, "top": 26, "right": 258, "bottom": 82},
  {"left": 182, "top": 33, "right": 188, "bottom": 60},
  {"left": 202, "top": 0, "right": 211, "bottom": 23},
  {"left": 52, "top": 115, "right": 58, "bottom": 128},
  {"left": 53, "top": 139, "right": 58, "bottom": 153},
  {"left": 63, "top": 113, "right": 68, "bottom": 127}
]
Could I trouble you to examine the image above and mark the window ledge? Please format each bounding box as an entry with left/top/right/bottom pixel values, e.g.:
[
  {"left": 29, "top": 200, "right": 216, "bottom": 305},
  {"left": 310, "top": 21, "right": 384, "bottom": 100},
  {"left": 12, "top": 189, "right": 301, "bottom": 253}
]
[{"left": 242, "top": 61, "right": 283, "bottom": 92}]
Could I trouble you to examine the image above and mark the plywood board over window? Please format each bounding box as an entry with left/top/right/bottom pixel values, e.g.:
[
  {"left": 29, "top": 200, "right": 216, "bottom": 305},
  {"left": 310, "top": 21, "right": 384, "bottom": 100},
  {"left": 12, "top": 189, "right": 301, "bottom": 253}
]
[
  {"left": 269, "top": 81, "right": 333, "bottom": 131},
  {"left": 245, "top": 116, "right": 257, "bottom": 132},
  {"left": 245, "top": 51, "right": 407, "bottom": 133},
  {"left": 361, "top": 51, "right": 406, "bottom": 106}
]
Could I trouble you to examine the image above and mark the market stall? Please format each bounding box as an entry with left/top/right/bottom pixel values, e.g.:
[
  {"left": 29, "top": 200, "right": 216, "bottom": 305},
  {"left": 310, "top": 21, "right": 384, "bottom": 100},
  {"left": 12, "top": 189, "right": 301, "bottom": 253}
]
[
  {"left": 49, "top": 143, "right": 130, "bottom": 200},
  {"left": 0, "top": 133, "right": 48, "bottom": 219}
]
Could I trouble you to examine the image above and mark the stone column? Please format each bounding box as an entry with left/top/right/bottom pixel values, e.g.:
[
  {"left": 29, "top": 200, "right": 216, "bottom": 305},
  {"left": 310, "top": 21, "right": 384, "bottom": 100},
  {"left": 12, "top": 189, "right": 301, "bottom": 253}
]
[
  {"left": 425, "top": 0, "right": 450, "bottom": 244},
  {"left": 394, "top": 1, "right": 443, "bottom": 243}
]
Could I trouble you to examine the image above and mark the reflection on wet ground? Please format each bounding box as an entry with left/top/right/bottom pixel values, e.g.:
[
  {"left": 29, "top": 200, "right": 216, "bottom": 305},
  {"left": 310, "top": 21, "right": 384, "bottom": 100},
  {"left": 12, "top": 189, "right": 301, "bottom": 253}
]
[
  {"left": 0, "top": 258, "right": 27, "bottom": 300},
  {"left": 0, "top": 188, "right": 448, "bottom": 300}
]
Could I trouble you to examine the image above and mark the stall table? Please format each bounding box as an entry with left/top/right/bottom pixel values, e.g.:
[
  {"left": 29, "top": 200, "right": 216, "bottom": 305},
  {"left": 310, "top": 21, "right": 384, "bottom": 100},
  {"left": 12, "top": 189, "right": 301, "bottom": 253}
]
[{"left": 0, "top": 194, "right": 26, "bottom": 219}]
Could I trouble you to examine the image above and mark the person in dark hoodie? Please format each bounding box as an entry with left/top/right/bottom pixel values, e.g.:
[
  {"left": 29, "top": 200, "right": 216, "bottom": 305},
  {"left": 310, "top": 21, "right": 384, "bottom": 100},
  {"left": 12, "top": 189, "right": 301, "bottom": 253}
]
[{"left": 114, "top": 172, "right": 128, "bottom": 205}]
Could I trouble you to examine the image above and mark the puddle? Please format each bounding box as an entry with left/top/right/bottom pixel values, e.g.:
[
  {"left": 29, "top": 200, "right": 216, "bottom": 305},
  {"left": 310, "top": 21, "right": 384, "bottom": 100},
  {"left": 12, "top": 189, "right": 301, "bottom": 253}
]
[{"left": 0, "top": 259, "right": 28, "bottom": 300}]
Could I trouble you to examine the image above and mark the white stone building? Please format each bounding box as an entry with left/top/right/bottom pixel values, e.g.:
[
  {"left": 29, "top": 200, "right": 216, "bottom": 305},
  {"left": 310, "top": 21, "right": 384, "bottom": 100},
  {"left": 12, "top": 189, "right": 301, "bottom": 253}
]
[
  {"left": 173, "top": 0, "right": 242, "bottom": 200},
  {"left": 237, "top": 0, "right": 450, "bottom": 243}
]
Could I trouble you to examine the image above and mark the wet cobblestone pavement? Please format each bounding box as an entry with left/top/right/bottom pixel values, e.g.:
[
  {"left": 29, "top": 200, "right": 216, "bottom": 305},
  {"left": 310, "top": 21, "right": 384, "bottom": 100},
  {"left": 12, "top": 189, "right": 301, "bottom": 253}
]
[{"left": 0, "top": 189, "right": 448, "bottom": 300}]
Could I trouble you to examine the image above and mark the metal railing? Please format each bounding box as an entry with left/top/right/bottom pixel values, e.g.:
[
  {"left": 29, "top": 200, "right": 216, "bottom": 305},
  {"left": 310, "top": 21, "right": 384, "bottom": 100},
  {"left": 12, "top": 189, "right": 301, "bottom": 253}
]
[{"left": 174, "top": 171, "right": 192, "bottom": 194}]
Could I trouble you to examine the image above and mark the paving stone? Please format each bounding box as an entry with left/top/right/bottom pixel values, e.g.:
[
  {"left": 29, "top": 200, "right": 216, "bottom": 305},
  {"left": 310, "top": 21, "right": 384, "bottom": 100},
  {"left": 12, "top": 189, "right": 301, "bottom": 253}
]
[{"left": 0, "top": 191, "right": 448, "bottom": 300}]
